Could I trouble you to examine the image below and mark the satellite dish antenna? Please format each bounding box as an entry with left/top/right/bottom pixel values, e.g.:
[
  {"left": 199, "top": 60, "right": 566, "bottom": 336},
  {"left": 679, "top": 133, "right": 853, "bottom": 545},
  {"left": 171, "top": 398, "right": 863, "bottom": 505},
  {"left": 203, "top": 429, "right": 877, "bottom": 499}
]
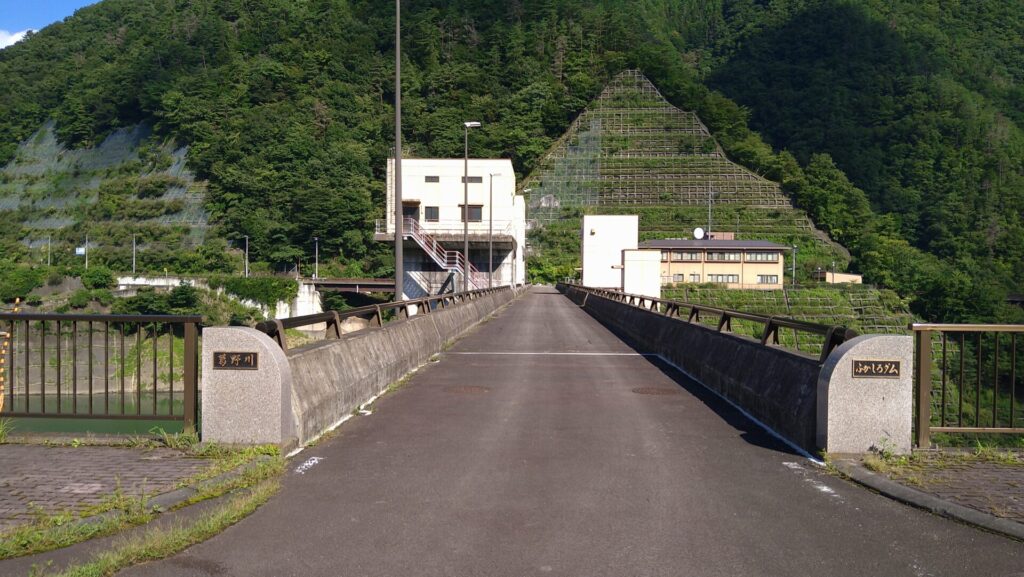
[{"left": 693, "top": 227, "right": 705, "bottom": 240}]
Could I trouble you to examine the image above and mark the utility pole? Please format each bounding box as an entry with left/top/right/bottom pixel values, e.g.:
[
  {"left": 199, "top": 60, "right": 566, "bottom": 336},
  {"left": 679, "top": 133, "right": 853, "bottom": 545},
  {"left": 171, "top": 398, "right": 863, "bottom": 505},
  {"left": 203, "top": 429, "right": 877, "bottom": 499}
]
[
  {"left": 244, "top": 235, "right": 249, "bottom": 278},
  {"left": 393, "top": 0, "right": 404, "bottom": 300},
  {"left": 488, "top": 172, "right": 501, "bottom": 288},
  {"left": 85, "top": 234, "right": 89, "bottom": 270},
  {"left": 707, "top": 180, "right": 713, "bottom": 238},
  {"left": 314, "top": 236, "right": 319, "bottom": 280},
  {"left": 462, "top": 121, "right": 481, "bottom": 292},
  {"left": 132, "top": 234, "right": 137, "bottom": 275},
  {"left": 791, "top": 245, "right": 797, "bottom": 288}
]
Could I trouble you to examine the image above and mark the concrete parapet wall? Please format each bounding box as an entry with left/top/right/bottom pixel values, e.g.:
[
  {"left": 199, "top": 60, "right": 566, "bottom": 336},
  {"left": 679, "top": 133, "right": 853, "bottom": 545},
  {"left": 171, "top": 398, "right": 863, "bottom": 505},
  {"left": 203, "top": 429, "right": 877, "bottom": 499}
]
[
  {"left": 564, "top": 286, "right": 822, "bottom": 452},
  {"left": 201, "top": 288, "right": 522, "bottom": 448},
  {"left": 287, "top": 289, "right": 519, "bottom": 444}
]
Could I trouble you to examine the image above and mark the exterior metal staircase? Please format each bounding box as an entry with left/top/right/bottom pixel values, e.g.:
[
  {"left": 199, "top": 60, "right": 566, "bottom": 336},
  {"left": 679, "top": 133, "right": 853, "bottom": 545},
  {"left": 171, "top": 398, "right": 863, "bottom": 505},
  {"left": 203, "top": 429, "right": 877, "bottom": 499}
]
[{"left": 402, "top": 218, "right": 487, "bottom": 290}]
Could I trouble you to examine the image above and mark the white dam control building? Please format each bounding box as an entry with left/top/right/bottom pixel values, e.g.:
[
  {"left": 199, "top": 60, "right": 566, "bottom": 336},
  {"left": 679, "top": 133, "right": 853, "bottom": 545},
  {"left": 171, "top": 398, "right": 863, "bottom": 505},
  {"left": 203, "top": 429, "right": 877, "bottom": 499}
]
[{"left": 376, "top": 158, "right": 526, "bottom": 299}]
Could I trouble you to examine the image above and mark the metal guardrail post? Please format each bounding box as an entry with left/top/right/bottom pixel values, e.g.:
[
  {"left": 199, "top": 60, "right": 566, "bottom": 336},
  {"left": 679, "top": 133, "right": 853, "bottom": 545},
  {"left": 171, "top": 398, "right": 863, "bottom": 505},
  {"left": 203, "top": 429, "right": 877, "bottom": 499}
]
[
  {"left": 331, "top": 311, "right": 342, "bottom": 338},
  {"left": 183, "top": 321, "right": 199, "bottom": 435},
  {"left": 273, "top": 319, "right": 288, "bottom": 352},
  {"left": 717, "top": 312, "right": 731, "bottom": 333},
  {"left": 915, "top": 329, "right": 932, "bottom": 448}
]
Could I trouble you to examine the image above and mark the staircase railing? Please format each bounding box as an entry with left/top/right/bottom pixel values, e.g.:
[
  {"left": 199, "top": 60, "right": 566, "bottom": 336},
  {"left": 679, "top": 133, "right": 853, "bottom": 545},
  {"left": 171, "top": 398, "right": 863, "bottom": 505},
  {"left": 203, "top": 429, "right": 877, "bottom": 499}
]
[{"left": 402, "top": 218, "right": 486, "bottom": 289}]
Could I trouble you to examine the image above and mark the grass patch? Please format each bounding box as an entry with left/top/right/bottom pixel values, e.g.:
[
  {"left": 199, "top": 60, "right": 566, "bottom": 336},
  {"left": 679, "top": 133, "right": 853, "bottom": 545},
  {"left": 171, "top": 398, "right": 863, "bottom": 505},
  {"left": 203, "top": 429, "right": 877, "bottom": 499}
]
[
  {"left": 49, "top": 478, "right": 280, "bottom": 577},
  {"left": 862, "top": 442, "right": 1022, "bottom": 479},
  {"left": 0, "top": 440, "right": 282, "bottom": 561},
  {"left": 0, "top": 417, "right": 14, "bottom": 443},
  {"left": 0, "top": 488, "right": 157, "bottom": 561}
]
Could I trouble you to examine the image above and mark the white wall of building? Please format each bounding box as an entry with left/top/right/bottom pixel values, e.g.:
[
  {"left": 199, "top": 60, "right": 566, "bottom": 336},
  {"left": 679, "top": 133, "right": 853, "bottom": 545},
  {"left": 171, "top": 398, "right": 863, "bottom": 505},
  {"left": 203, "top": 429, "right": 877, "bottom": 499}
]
[
  {"left": 581, "top": 215, "right": 638, "bottom": 289},
  {"left": 622, "top": 250, "right": 662, "bottom": 299},
  {"left": 385, "top": 158, "right": 526, "bottom": 289}
]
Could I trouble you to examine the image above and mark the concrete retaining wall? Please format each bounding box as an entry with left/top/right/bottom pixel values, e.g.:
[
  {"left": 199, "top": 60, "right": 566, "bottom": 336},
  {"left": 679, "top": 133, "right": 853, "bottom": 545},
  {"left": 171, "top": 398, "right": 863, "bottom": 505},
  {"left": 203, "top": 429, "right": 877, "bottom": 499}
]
[
  {"left": 285, "top": 288, "right": 520, "bottom": 445},
  {"left": 563, "top": 286, "right": 822, "bottom": 452}
]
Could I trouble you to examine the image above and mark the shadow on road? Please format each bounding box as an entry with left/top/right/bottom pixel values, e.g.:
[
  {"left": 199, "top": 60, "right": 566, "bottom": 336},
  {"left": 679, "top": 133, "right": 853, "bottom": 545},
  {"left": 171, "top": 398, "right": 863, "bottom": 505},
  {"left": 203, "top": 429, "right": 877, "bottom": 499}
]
[{"left": 644, "top": 354, "right": 803, "bottom": 457}]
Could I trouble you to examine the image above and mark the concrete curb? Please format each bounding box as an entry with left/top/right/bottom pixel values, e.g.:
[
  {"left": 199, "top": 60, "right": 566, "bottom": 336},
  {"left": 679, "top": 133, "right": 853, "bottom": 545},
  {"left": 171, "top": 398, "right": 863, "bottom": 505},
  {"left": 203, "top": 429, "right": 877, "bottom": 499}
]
[{"left": 834, "top": 459, "right": 1024, "bottom": 542}]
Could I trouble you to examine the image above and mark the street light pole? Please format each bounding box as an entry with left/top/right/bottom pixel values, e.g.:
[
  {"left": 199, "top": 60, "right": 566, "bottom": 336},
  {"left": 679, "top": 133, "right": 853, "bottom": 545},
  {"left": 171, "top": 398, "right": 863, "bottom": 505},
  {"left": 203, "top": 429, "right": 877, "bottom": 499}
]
[
  {"left": 393, "top": 0, "right": 404, "bottom": 300},
  {"left": 244, "top": 235, "right": 249, "bottom": 278},
  {"left": 463, "top": 121, "right": 481, "bottom": 293},
  {"left": 791, "top": 245, "right": 797, "bottom": 288},
  {"left": 132, "top": 234, "right": 136, "bottom": 275},
  {"left": 488, "top": 172, "right": 501, "bottom": 288},
  {"left": 314, "top": 236, "right": 319, "bottom": 279},
  {"left": 707, "top": 180, "right": 713, "bottom": 238}
]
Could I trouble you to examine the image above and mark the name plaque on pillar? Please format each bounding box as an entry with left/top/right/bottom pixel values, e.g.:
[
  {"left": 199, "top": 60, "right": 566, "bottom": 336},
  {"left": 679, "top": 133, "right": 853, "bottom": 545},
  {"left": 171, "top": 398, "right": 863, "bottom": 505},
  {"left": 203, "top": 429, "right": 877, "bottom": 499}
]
[
  {"left": 851, "top": 360, "right": 900, "bottom": 379},
  {"left": 213, "top": 352, "right": 259, "bottom": 370}
]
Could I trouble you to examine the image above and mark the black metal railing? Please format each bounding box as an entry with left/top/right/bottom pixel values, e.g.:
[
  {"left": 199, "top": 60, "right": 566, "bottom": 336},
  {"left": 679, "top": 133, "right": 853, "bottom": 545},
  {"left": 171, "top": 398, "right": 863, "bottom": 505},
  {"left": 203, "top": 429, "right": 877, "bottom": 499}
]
[
  {"left": 256, "top": 286, "right": 516, "bottom": 352},
  {"left": 0, "top": 313, "right": 200, "bottom": 431},
  {"left": 913, "top": 324, "right": 1024, "bottom": 447},
  {"left": 561, "top": 284, "right": 856, "bottom": 363}
]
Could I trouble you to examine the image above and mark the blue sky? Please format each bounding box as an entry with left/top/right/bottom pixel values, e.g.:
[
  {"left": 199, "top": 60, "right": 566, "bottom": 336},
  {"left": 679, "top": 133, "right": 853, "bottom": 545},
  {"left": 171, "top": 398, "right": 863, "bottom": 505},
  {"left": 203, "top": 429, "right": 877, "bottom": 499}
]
[{"left": 1, "top": 0, "right": 99, "bottom": 48}]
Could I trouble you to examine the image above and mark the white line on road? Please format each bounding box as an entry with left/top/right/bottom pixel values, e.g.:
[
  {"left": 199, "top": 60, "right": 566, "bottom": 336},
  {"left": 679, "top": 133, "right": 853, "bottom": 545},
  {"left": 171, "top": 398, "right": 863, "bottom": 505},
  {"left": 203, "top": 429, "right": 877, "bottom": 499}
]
[{"left": 445, "top": 352, "right": 656, "bottom": 356}]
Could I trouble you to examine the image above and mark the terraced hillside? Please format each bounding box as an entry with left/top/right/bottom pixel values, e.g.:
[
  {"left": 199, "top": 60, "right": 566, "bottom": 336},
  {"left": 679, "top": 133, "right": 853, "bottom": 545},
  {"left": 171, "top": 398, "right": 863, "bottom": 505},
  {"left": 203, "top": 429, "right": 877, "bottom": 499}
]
[
  {"left": 0, "top": 123, "right": 209, "bottom": 265},
  {"left": 524, "top": 70, "right": 847, "bottom": 281},
  {"left": 662, "top": 284, "right": 916, "bottom": 356}
]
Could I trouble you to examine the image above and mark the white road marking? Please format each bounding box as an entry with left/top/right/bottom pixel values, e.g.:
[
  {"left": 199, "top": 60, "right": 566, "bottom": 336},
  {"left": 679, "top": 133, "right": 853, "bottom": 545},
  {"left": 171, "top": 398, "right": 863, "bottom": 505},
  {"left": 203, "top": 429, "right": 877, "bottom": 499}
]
[
  {"left": 446, "top": 352, "right": 655, "bottom": 356},
  {"left": 784, "top": 461, "right": 843, "bottom": 500},
  {"left": 294, "top": 456, "right": 324, "bottom": 475}
]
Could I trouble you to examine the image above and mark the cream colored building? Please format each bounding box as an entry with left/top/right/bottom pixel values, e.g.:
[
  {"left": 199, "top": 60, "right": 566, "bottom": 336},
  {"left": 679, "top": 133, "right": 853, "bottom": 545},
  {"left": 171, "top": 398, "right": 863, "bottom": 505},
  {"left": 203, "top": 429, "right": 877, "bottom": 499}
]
[
  {"left": 813, "top": 270, "right": 863, "bottom": 284},
  {"left": 376, "top": 158, "right": 526, "bottom": 298},
  {"left": 639, "top": 239, "right": 787, "bottom": 290}
]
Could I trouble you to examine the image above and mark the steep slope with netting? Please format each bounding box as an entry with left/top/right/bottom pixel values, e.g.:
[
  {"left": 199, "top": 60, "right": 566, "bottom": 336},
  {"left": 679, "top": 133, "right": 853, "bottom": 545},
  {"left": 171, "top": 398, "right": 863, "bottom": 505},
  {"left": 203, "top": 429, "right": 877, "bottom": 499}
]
[
  {"left": 523, "top": 70, "right": 847, "bottom": 276},
  {"left": 0, "top": 122, "right": 209, "bottom": 258}
]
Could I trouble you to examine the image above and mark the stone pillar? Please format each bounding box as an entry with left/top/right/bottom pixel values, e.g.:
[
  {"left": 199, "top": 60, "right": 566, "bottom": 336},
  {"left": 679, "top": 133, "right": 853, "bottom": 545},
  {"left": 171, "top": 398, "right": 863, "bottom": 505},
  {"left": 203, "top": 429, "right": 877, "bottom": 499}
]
[
  {"left": 817, "top": 335, "right": 913, "bottom": 455},
  {"left": 201, "top": 327, "right": 296, "bottom": 450}
]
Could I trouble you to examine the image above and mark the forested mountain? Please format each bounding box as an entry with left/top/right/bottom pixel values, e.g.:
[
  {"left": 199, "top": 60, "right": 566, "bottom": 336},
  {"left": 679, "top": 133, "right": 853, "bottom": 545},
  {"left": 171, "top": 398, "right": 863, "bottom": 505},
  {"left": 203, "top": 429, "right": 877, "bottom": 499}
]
[{"left": 0, "top": 0, "right": 1021, "bottom": 323}]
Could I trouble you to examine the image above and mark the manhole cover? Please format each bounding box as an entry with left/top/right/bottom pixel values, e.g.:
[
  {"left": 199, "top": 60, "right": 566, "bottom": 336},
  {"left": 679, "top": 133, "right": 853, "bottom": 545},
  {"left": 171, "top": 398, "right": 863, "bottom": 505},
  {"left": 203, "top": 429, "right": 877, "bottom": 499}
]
[
  {"left": 445, "top": 385, "right": 490, "bottom": 394},
  {"left": 632, "top": 387, "right": 680, "bottom": 396}
]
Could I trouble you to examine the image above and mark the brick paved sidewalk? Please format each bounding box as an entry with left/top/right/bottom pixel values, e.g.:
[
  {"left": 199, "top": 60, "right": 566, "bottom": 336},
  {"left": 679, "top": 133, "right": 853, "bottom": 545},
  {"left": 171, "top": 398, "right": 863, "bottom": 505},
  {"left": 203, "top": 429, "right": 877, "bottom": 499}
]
[
  {"left": 0, "top": 445, "right": 214, "bottom": 534},
  {"left": 868, "top": 452, "right": 1024, "bottom": 524}
]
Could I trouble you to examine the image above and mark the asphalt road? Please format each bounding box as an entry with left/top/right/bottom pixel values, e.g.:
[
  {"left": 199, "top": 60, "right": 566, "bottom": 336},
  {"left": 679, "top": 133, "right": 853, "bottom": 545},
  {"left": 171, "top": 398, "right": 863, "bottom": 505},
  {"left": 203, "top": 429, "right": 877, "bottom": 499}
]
[{"left": 121, "top": 286, "right": 1022, "bottom": 577}]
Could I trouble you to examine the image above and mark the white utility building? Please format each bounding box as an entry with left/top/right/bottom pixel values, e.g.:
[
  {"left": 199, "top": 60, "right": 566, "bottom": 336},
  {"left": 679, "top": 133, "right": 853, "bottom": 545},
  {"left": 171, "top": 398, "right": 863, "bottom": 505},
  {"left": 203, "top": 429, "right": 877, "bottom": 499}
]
[
  {"left": 581, "top": 215, "right": 638, "bottom": 289},
  {"left": 376, "top": 158, "right": 526, "bottom": 298},
  {"left": 580, "top": 215, "right": 660, "bottom": 298}
]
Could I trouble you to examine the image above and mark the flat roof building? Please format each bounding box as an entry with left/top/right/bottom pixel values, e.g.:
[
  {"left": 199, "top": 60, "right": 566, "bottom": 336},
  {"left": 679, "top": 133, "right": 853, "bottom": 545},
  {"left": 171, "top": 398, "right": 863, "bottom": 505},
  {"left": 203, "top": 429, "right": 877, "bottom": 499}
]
[
  {"left": 376, "top": 159, "right": 526, "bottom": 298},
  {"left": 639, "top": 239, "right": 787, "bottom": 290}
]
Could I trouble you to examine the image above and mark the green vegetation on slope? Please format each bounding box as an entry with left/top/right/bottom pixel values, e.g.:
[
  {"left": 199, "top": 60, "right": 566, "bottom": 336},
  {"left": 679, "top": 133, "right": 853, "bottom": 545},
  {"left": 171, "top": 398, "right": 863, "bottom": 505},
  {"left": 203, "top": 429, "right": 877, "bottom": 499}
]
[
  {"left": 661, "top": 284, "right": 915, "bottom": 357},
  {"left": 0, "top": 0, "right": 1020, "bottom": 323}
]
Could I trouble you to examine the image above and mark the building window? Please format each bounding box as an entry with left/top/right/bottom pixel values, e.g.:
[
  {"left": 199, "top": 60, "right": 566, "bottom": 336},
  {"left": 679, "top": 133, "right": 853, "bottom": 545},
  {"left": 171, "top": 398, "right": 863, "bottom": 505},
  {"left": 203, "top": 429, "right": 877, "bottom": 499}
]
[
  {"left": 675, "top": 251, "right": 701, "bottom": 261},
  {"left": 661, "top": 251, "right": 670, "bottom": 262},
  {"left": 708, "top": 274, "right": 739, "bottom": 284},
  {"left": 673, "top": 274, "right": 684, "bottom": 282},
  {"left": 460, "top": 205, "right": 483, "bottom": 222},
  {"left": 461, "top": 176, "right": 483, "bottom": 184},
  {"left": 425, "top": 206, "right": 439, "bottom": 222},
  {"left": 424, "top": 175, "right": 440, "bottom": 183},
  {"left": 746, "top": 252, "right": 780, "bottom": 262},
  {"left": 757, "top": 275, "right": 779, "bottom": 284},
  {"left": 706, "top": 252, "right": 741, "bottom": 262},
  {"left": 689, "top": 274, "right": 701, "bottom": 283}
]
